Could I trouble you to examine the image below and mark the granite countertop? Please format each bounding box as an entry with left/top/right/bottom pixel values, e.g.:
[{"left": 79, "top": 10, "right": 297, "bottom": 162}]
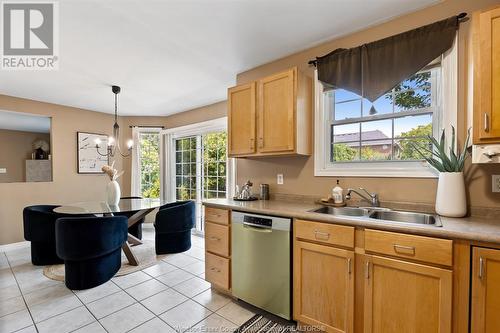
[{"left": 203, "top": 198, "right": 500, "bottom": 244}]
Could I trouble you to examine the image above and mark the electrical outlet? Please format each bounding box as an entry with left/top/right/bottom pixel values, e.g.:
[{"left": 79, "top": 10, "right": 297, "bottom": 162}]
[
  {"left": 493, "top": 175, "right": 500, "bottom": 193},
  {"left": 0, "top": 168, "right": 5, "bottom": 174},
  {"left": 277, "top": 174, "right": 284, "bottom": 185}
]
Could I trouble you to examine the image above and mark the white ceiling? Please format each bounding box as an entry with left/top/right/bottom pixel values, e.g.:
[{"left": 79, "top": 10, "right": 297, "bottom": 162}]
[
  {"left": 0, "top": 110, "right": 51, "bottom": 133},
  {"left": 0, "top": 0, "right": 439, "bottom": 116}
]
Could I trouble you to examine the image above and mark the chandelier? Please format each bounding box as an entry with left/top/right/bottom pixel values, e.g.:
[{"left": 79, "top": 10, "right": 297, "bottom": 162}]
[{"left": 95, "top": 85, "right": 133, "bottom": 157}]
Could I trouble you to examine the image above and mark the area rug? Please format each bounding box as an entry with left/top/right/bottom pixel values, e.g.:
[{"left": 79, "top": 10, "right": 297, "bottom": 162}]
[
  {"left": 43, "top": 239, "right": 169, "bottom": 281},
  {"left": 236, "top": 315, "right": 297, "bottom": 333}
]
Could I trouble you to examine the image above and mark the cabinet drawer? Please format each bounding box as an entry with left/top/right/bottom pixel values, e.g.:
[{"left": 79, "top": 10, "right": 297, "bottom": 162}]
[
  {"left": 204, "top": 206, "right": 229, "bottom": 225},
  {"left": 295, "top": 219, "right": 354, "bottom": 248},
  {"left": 205, "top": 252, "right": 230, "bottom": 290},
  {"left": 205, "top": 222, "right": 230, "bottom": 257},
  {"left": 365, "top": 229, "right": 453, "bottom": 266}
]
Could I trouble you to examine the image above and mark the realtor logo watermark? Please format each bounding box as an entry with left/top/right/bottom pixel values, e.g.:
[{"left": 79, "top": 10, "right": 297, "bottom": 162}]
[{"left": 1, "top": 1, "right": 59, "bottom": 70}]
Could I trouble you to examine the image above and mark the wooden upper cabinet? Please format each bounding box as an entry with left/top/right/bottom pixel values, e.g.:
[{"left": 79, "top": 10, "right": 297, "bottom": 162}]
[
  {"left": 294, "top": 240, "right": 354, "bottom": 333},
  {"left": 474, "top": 6, "right": 500, "bottom": 143},
  {"left": 228, "top": 82, "right": 256, "bottom": 156},
  {"left": 258, "top": 68, "right": 296, "bottom": 153},
  {"left": 363, "top": 255, "right": 452, "bottom": 333},
  {"left": 471, "top": 247, "right": 500, "bottom": 333},
  {"left": 227, "top": 67, "right": 311, "bottom": 157}
]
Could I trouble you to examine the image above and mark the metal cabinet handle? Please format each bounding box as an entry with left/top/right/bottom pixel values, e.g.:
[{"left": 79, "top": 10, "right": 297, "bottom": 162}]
[
  {"left": 484, "top": 113, "right": 490, "bottom": 132},
  {"left": 393, "top": 244, "right": 416, "bottom": 255},
  {"left": 210, "top": 267, "right": 221, "bottom": 273},
  {"left": 209, "top": 236, "right": 221, "bottom": 241},
  {"left": 365, "top": 261, "right": 370, "bottom": 279},
  {"left": 258, "top": 137, "right": 264, "bottom": 148},
  {"left": 347, "top": 258, "right": 352, "bottom": 275},
  {"left": 479, "top": 257, "right": 485, "bottom": 279},
  {"left": 314, "top": 230, "right": 330, "bottom": 240}
]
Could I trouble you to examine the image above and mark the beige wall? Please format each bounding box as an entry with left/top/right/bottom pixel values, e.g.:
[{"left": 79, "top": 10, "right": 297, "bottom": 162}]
[
  {"left": 0, "top": 130, "right": 50, "bottom": 183},
  {"left": 235, "top": 0, "right": 500, "bottom": 209},
  {"left": 0, "top": 95, "right": 125, "bottom": 245},
  {"left": 0, "top": 96, "right": 225, "bottom": 245}
]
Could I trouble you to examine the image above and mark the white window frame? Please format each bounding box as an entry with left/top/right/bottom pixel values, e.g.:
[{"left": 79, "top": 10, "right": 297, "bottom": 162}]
[
  {"left": 161, "top": 117, "right": 235, "bottom": 202},
  {"left": 314, "top": 36, "right": 458, "bottom": 178},
  {"left": 130, "top": 127, "right": 163, "bottom": 198}
]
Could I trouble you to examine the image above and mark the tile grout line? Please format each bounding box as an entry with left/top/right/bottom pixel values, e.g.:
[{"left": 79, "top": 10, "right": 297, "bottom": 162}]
[
  {"left": 4, "top": 252, "right": 40, "bottom": 333},
  {"left": 4, "top": 236, "right": 244, "bottom": 333},
  {"left": 69, "top": 290, "right": 110, "bottom": 333}
]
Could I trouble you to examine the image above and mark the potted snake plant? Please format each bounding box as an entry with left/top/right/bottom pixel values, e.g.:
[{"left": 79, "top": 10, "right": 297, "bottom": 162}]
[{"left": 412, "top": 126, "right": 471, "bottom": 217}]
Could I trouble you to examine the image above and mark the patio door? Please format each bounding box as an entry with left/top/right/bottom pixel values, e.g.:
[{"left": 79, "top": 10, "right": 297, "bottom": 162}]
[{"left": 162, "top": 118, "right": 232, "bottom": 233}]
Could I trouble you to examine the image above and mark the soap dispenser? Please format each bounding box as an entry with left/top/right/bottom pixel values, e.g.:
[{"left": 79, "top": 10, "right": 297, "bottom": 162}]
[{"left": 332, "top": 180, "right": 344, "bottom": 204}]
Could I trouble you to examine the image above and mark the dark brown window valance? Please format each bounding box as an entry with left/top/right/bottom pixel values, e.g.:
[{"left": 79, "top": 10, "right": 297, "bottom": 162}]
[{"left": 314, "top": 15, "right": 460, "bottom": 102}]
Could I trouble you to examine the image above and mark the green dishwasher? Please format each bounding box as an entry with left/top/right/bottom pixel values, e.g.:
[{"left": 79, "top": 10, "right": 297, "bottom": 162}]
[{"left": 231, "top": 211, "right": 291, "bottom": 320}]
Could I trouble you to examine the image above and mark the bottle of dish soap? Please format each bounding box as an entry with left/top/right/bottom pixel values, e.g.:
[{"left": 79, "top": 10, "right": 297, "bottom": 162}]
[{"left": 332, "top": 180, "right": 344, "bottom": 204}]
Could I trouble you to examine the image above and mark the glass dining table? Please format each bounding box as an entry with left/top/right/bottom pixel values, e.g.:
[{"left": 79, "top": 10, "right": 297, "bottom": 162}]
[{"left": 54, "top": 198, "right": 168, "bottom": 266}]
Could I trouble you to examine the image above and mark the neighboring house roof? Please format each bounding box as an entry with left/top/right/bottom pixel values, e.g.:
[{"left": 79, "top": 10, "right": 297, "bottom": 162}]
[{"left": 334, "top": 130, "right": 393, "bottom": 147}]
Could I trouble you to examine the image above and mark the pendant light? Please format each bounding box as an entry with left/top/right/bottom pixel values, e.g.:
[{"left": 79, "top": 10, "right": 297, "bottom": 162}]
[{"left": 95, "top": 85, "right": 133, "bottom": 157}]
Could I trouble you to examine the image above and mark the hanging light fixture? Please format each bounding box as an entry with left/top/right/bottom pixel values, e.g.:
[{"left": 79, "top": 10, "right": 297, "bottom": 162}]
[{"left": 95, "top": 85, "right": 133, "bottom": 157}]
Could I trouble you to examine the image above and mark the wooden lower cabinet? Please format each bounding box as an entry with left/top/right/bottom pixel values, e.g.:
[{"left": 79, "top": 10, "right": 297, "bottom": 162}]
[
  {"left": 203, "top": 205, "right": 231, "bottom": 292},
  {"left": 205, "top": 252, "right": 230, "bottom": 290},
  {"left": 294, "top": 240, "right": 354, "bottom": 333},
  {"left": 471, "top": 247, "right": 500, "bottom": 333},
  {"left": 363, "top": 255, "right": 452, "bottom": 333}
]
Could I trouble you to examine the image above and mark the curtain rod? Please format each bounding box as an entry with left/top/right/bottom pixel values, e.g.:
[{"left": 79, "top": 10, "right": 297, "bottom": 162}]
[
  {"left": 307, "top": 12, "right": 468, "bottom": 67},
  {"left": 128, "top": 125, "right": 165, "bottom": 129}
]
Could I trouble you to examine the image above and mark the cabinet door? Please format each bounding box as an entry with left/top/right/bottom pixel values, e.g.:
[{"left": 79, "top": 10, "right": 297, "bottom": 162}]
[
  {"left": 363, "top": 255, "right": 452, "bottom": 333},
  {"left": 258, "top": 68, "right": 296, "bottom": 153},
  {"left": 294, "top": 240, "right": 354, "bottom": 333},
  {"left": 476, "top": 7, "right": 500, "bottom": 141},
  {"left": 471, "top": 247, "right": 500, "bottom": 333},
  {"left": 228, "top": 82, "right": 256, "bottom": 156}
]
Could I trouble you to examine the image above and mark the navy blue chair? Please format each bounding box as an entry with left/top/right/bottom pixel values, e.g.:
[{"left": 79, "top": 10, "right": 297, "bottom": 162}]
[
  {"left": 116, "top": 196, "right": 144, "bottom": 240},
  {"left": 154, "top": 201, "right": 195, "bottom": 254},
  {"left": 56, "top": 216, "right": 128, "bottom": 290},
  {"left": 23, "top": 205, "right": 68, "bottom": 265}
]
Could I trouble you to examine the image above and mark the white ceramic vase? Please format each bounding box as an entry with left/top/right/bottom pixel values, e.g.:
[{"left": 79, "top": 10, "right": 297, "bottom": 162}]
[
  {"left": 435, "top": 172, "right": 467, "bottom": 217},
  {"left": 106, "top": 180, "right": 121, "bottom": 206}
]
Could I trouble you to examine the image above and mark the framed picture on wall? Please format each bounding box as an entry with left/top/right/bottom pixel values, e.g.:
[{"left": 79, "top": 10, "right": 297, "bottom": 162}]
[{"left": 77, "top": 132, "right": 109, "bottom": 174}]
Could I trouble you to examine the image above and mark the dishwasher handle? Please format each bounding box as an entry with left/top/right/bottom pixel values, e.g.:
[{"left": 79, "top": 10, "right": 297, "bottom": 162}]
[{"left": 243, "top": 222, "right": 272, "bottom": 232}]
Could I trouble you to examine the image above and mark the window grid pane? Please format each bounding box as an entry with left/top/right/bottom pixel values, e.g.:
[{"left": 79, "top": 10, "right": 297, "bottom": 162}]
[
  {"left": 174, "top": 132, "right": 228, "bottom": 232},
  {"left": 327, "top": 68, "right": 438, "bottom": 163}
]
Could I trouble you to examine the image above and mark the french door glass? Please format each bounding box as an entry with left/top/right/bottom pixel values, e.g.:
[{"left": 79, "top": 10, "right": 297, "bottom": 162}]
[{"left": 174, "top": 132, "right": 227, "bottom": 231}]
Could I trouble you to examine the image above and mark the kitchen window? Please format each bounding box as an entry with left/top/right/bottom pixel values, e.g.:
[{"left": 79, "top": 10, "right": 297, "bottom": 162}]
[
  {"left": 328, "top": 66, "right": 439, "bottom": 163},
  {"left": 315, "top": 41, "right": 458, "bottom": 178}
]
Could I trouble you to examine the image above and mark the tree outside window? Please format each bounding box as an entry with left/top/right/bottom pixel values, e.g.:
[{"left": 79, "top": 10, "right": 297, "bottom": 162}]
[{"left": 139, "top": 132, "right": 160, "bottom": 198}]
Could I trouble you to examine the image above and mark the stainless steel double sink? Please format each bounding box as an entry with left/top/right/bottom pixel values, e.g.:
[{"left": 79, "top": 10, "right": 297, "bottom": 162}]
[{"left": 310, "top": 206, "right": 442, "bottom": 227}]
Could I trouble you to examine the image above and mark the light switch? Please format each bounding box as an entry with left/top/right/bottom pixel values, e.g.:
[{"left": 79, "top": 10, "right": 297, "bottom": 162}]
[
  {"left": 0, "top": 168, "right": 6, "bottom": 174},
  {"left": 493, "top": 175, "right": 500, "bottom": 193}
]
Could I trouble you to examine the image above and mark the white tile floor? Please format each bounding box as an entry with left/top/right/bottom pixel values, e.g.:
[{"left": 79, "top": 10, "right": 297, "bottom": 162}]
[{"left": 0, "top": 226, "right": 255, "bottom": 333}]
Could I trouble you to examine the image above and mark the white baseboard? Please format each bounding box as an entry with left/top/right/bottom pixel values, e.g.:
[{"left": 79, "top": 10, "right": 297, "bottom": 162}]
[{"left": 0, "top": 241, "right": 30, "bottom": 253}]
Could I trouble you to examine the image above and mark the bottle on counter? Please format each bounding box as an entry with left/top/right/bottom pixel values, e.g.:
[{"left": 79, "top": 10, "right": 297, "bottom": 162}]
[{"left": 332, "top": 179, "right": 344, "bottom": 204}]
